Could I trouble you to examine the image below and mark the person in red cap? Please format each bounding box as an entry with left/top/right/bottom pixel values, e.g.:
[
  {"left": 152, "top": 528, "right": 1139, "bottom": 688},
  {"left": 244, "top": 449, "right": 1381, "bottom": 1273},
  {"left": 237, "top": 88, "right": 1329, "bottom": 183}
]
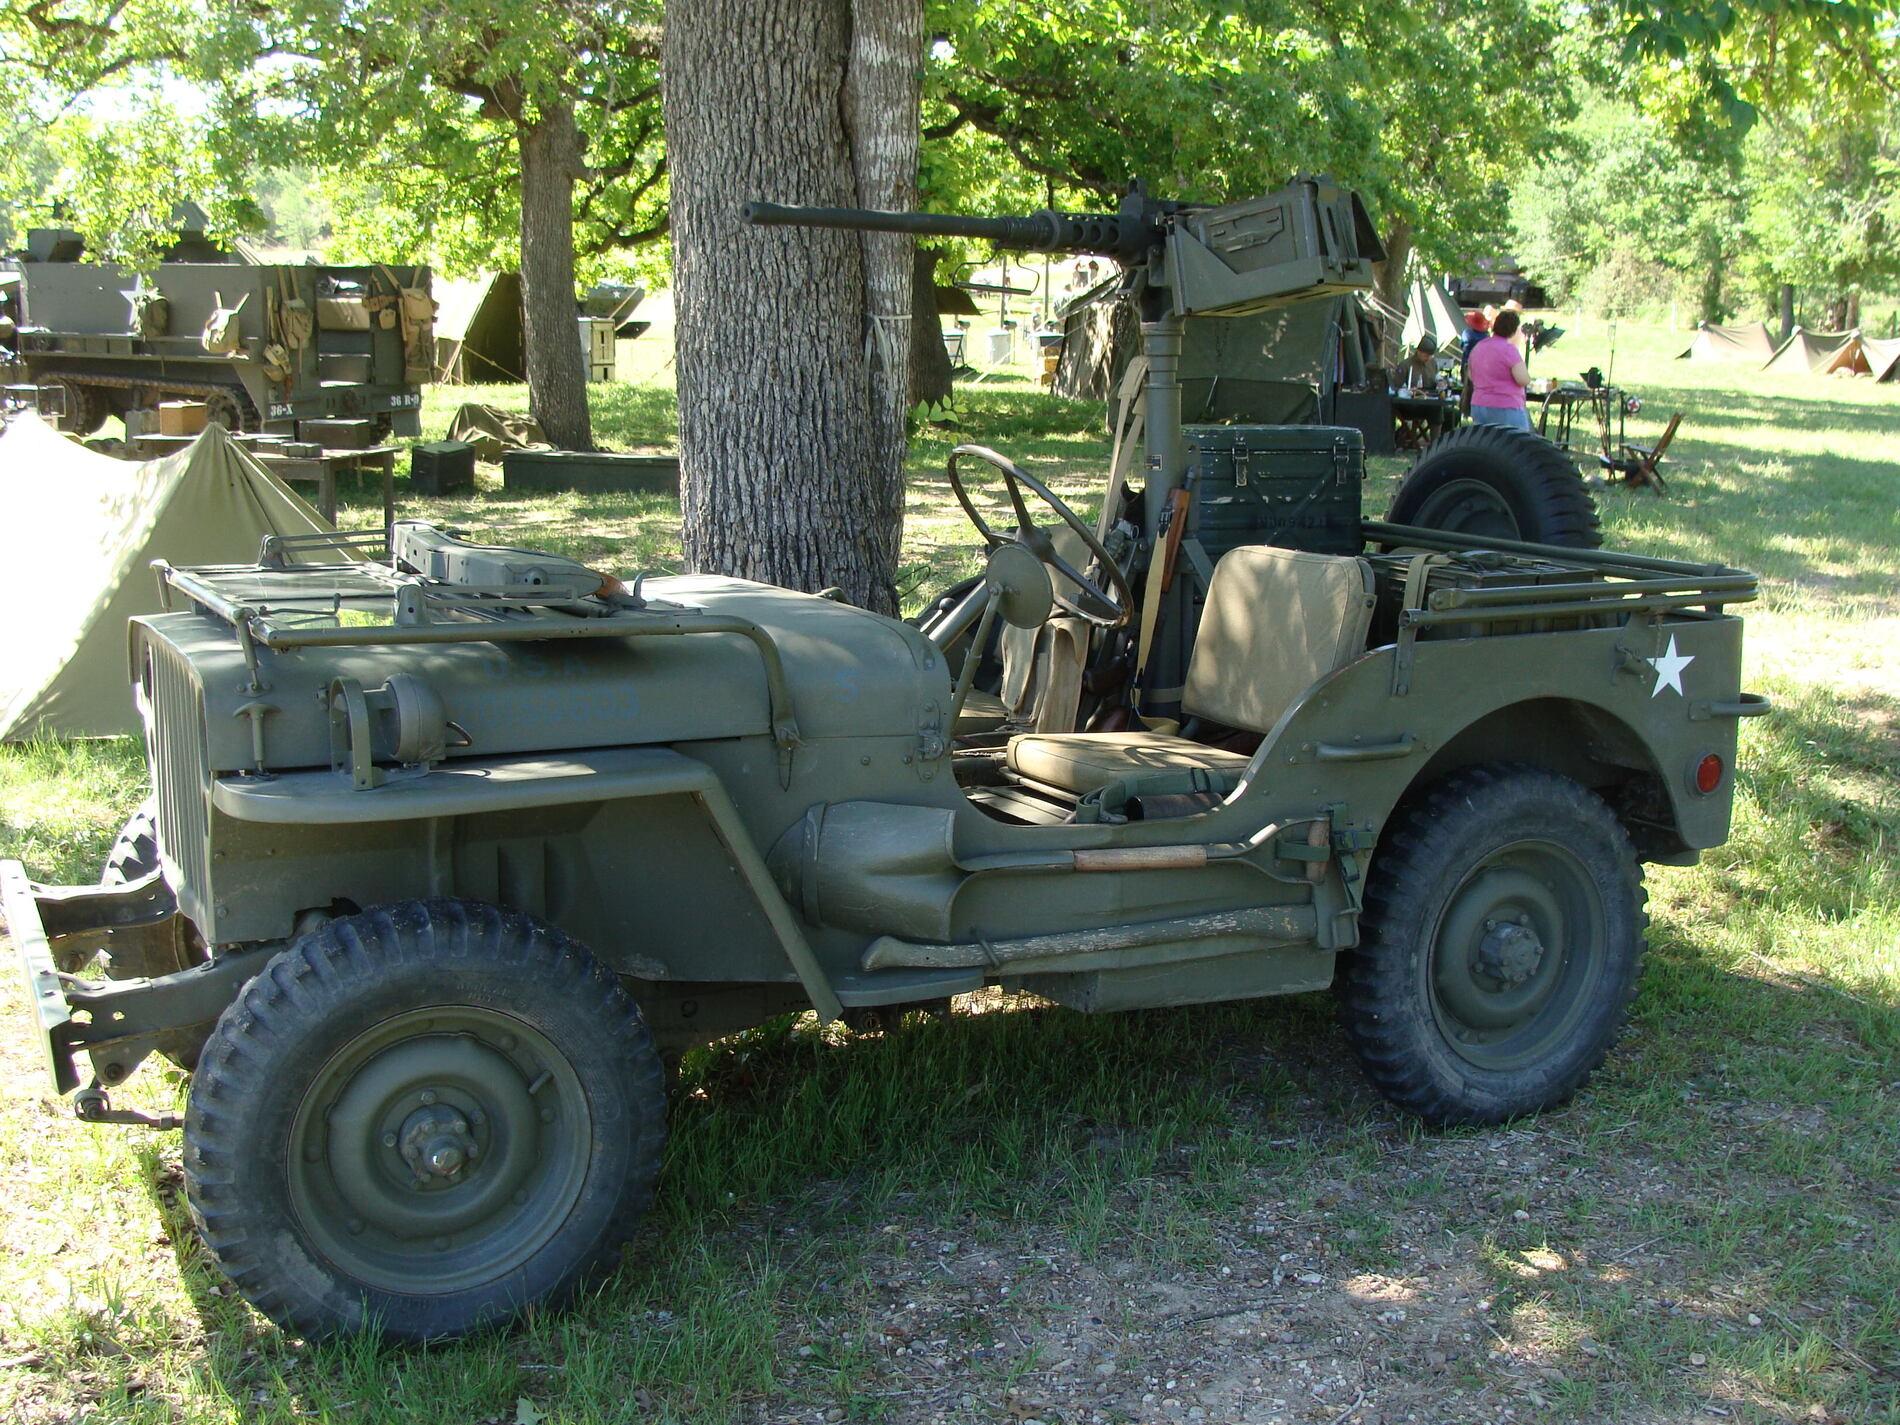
[{"left": 1460, "top": 306, "right": 1490, "bottom": 365}]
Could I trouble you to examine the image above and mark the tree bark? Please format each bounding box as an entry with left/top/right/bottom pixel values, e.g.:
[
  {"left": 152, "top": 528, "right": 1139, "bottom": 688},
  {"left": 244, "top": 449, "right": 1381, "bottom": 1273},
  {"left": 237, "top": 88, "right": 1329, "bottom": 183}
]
[
  {"left": 1778, "top": 283, "right": 1795, "bottom": 341},
  {"left": 517, "top": 101, "right": 592, "bottom": 451},
  {"left": 665, "top": 0, "right": 920, "bottom": 615},
  {"left": 1845, "top": 290, "right": 1861, "bottom": 329},
  {"left": 910, "top": 247, "right": 954, "bottom": 408},
  {"left": 845, "top": 0, "right": 923, "bottom": 582},
  {"left": 1373, "top": 218, "right": 1413, "bottom": 370}
]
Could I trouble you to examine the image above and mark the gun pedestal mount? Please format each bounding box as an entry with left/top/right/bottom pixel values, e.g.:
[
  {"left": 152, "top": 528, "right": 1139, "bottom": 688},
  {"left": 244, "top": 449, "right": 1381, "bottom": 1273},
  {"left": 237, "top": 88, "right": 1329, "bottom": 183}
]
[{"left": 744, "top": 177, "right": 1385, "bottom": 534}]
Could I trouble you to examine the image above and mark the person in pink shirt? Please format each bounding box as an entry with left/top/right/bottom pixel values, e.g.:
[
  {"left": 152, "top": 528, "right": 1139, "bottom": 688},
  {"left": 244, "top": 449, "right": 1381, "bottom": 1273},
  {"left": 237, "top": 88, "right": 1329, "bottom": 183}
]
[{"left": 1467, "top": 308, "right": 1532, "bottom": 431}]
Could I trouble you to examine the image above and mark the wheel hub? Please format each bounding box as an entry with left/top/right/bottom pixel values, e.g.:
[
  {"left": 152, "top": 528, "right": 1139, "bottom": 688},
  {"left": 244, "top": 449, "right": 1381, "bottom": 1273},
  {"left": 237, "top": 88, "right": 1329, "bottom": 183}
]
[
  {"left": 1475, "top": 917, "right": 1546, "bottom": 985},
  {"left": 398, "top": 1101, "right": 479, "bottom": 1183}
]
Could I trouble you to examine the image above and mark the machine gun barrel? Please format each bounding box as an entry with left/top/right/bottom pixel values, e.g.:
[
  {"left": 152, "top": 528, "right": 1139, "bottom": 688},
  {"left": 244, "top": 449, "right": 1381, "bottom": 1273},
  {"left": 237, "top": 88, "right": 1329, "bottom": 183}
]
[{"left": 742, "top": 201, "right": 1157, "bottom": 262}]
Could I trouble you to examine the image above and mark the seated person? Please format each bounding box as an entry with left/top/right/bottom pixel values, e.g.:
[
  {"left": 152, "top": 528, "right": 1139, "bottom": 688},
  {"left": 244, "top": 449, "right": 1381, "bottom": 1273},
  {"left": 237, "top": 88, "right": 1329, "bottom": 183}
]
[{"left": 1401, "top": 334, "right": 1442, "bottom": 393}]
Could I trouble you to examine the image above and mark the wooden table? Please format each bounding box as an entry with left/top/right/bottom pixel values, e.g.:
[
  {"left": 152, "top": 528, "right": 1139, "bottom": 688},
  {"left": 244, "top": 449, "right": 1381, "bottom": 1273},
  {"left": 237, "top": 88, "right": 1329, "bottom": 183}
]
[
  {"left": 258, "top": 445, "right": 398, "bottom": 533},
  {"left": 1391, "top": 392, "right": 1460, "bottom": 450}
]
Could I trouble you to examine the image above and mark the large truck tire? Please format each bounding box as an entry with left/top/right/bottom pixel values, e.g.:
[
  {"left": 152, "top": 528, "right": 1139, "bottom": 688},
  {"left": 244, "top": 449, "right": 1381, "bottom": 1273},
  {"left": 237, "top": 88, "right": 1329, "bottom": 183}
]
[{"left": 1389, "top": 424, "right": 1602, "bottom": 548}]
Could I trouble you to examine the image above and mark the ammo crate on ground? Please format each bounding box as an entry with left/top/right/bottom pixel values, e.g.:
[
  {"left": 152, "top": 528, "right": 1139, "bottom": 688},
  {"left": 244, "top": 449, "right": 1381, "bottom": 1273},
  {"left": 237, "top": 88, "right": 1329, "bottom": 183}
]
[{"left": 501, "top": 449, "right": 680, "bottom": 495}]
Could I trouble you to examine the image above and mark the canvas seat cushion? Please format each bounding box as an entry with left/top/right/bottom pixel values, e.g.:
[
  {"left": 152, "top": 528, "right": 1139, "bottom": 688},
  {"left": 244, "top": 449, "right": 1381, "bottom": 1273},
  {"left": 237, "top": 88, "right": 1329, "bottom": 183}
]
[
  {"left": 1004, "top": 546, "right": 1376, "bottom": 796},
  {"left": 1007, "top": 731, "right": 1250, "bottom": 792}
]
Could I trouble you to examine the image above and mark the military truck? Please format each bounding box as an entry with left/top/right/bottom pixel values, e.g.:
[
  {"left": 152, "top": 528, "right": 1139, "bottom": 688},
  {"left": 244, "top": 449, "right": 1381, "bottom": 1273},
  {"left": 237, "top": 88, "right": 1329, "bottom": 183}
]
[
  {"left": 1, "top": 178, "right": 1766, "bottom": 1342},
  {"left": 2, "top": 230, "right": 430, "bottom": 437}
]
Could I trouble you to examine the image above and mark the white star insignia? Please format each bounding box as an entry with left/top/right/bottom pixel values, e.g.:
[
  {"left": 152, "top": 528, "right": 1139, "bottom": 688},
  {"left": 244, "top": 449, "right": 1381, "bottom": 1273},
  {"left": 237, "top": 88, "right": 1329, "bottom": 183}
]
[{"left": 1646, "top": 635, "right": 1694, "bottom": 698}]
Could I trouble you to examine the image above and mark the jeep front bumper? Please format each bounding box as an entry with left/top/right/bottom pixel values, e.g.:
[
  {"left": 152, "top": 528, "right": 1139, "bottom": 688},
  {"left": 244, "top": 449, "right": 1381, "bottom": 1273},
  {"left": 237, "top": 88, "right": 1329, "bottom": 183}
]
[{"left": 1, "top": 859, "right": 82, "bottom": 1094}]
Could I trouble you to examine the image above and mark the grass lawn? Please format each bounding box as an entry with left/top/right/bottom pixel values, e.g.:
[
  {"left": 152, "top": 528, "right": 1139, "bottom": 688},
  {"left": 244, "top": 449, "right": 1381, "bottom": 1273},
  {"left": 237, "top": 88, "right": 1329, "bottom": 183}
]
[{"left": 0, "top": 317, "right": 1895, "bottom": 1424}]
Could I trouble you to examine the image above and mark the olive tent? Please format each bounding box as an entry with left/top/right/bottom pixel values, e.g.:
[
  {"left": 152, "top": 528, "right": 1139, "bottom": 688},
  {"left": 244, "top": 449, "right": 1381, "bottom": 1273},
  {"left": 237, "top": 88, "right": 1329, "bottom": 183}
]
[
  {"left": 1762, "top": 327, "right": 1867, "bottom": 376},
  {"left": 1677, "top": 322, "right": 1775, "bottom": 363},
  {"left": 1402, "top": 279, "right": 1464, "bottom": 351},
  {"left": 432, "top": 272, "right": 526, "bottom": 383},
  {"left": 1054, "top": 287, "right": 1383, "bottom": 424},
  {"left": 1863, "top": 335, "right": 1900, "bottom": 382},
  {"left": 0, "top": 416, "right": 346, "bottom": 740}
]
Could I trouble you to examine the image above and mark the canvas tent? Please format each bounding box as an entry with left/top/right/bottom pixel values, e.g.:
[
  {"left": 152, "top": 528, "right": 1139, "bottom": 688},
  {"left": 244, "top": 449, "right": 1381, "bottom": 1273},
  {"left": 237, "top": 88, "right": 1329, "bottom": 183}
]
[
  {"left": 433, "top": 272, "right": 526, "bottom": 383},
  {"left": 0, "top": 416, "right": 347, "bottom": 740},
  {"left": 1054, "top": 286, "right": 1384, "bottom": 424},
  {"left": 1402, "top": 279, "right": 1463, "bottom": 351},
  {"left": 1763, "top": 327, "right": 1868, "bottom": 376},
  {"left": 1862, "top": 335, "right": 1900, "bottom": 382},
  {"left": 1678, "top": 322, "right": 1775, "bottom": 363}
]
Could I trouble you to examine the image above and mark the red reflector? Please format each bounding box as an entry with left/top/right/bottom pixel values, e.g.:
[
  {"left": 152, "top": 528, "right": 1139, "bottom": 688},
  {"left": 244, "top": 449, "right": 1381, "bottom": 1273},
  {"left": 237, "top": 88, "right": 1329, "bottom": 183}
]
[{"left": 1695, "top": 753, "right": 1724, "bottom": 794}]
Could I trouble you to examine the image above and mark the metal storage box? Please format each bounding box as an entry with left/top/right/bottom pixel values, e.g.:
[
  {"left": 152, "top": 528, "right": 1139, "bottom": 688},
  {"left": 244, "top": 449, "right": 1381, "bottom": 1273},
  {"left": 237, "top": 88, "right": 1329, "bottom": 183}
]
[{"left": 1185, "top": 423, "right": 1365, "bottom": 558}]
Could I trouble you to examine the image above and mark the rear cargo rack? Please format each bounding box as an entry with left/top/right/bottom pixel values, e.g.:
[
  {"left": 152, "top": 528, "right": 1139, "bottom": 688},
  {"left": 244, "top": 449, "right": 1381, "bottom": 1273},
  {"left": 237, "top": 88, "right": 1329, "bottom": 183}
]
[
  {"left": 1363, "top": 521, "right": 1758, "bottom": 625},
  {"left": 149, "top": 556, "right": 803, "bottom": 756}
]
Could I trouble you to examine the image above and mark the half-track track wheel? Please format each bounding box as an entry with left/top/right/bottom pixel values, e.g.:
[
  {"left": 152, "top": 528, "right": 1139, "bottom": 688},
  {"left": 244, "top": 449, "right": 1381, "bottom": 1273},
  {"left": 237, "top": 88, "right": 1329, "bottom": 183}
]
[
  {"left": 1336, "top": 765, "right": 1646, "bottom": 1126},
  {"left": 184, "top": 899, "right": 667, "bottom": 1341},
  {"left": 49, "top": 376, "right": 107, "bottom": 436},
  {"left": 1389, "top": 424, "right": 1602, "bottom": 548},
  {"left": 200, "top": 386, "right": 246, "bottom": 431}
]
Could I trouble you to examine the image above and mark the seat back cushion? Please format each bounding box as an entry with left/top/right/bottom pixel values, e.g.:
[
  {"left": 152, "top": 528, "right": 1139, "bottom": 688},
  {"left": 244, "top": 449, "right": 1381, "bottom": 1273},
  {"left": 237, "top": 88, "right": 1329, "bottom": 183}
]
[{"left": 1182, "top": 545, "right": 1376, "bottom": 733}]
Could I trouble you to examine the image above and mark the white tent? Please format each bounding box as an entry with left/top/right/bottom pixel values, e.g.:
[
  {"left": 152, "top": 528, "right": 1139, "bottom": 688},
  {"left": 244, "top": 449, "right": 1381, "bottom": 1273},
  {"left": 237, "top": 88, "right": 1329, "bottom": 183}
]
[
  {"left": 0, "top": 417, "right": 347, "bottom": 740},
  {"left": 1402, "top": 279, "right": 1464, "bottom": 351}
]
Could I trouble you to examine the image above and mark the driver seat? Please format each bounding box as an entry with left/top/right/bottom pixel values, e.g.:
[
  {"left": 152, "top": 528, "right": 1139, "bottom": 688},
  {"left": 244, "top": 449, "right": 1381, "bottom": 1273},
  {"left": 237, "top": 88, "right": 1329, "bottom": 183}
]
[{"left": 1006, "top": 545, "right": 1377, "bottom": 795}]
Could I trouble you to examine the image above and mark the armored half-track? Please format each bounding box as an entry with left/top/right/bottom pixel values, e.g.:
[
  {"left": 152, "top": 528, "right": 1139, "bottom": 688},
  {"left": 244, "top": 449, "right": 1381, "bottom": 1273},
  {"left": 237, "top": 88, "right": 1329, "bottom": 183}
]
[{"left": 2, "top": 238, "right": 430, "bottom": 437}]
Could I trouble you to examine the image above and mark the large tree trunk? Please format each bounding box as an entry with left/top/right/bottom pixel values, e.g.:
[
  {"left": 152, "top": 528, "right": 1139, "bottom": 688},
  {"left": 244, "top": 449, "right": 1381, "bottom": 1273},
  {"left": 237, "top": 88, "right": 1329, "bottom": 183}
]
[
  {"left": 844, "top": 0, "right": 923, "bottom": 579},
  {"left": 910, "top": 247, "right": 954, "bottom": 408},
  {"left": 665, "top": 0, "right": 921, "bottom": 616},
  {"left": 1373, "top": 217, "right": 1413, "bottom": 369},
  {"left": 1778, "top": 283, "right": 1795, "bottom": 341},
  {"left": 517, "top": 102, "right": 592, "bottom": 451}
]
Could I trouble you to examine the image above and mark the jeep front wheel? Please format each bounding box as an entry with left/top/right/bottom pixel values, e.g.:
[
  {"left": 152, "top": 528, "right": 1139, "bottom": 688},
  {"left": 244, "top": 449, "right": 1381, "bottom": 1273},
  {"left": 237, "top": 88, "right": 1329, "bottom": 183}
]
[
  {"left": 1337, "top": 765, "right": 1646, "bottom": 1126},
  {"left": 184, "top": 899, "right": 667, "bottom": 1341}
]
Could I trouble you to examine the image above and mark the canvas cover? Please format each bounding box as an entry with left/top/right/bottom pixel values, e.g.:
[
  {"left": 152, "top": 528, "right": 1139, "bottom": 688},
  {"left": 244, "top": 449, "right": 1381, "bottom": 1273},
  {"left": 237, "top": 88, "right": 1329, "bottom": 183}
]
[
  {"left": 1678, "top": 322, "right": 1775, "bottom": 363},
  {"left": 1762, "top": 327, "right": 1864, "bottom": 375},
  {"left": 1054, "top": 286, "right": 1381, "bottom": 424},
  {"left": 0, "top": 416, "right": 347, "bottom": 740},
  {"left": 1402, "top": 279, "right": 1463, "bottom": 350},
  {"left": 445, "top": 402, "right": 549, "bottom": 462}
]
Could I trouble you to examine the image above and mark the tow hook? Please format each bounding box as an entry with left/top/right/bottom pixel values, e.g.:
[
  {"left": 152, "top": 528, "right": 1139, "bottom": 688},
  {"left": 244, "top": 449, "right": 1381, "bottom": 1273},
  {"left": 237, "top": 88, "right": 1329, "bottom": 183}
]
[{"left": 74, "top": 1079, "right": 181, "bottom": 1130}]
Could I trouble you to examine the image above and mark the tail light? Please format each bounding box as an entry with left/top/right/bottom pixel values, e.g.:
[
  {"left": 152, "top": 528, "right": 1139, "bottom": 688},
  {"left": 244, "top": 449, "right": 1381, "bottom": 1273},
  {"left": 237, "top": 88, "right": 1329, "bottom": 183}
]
[{"left": 1693, "top": 753, "right": 1724, "bottom": 795}]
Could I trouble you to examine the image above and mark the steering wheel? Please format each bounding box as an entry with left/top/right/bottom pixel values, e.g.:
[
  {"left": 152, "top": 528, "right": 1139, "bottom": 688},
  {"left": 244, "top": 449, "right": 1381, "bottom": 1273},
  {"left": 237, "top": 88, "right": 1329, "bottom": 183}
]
[{"left": 945, "top": 444, "right": 1132, "bottom": 629}]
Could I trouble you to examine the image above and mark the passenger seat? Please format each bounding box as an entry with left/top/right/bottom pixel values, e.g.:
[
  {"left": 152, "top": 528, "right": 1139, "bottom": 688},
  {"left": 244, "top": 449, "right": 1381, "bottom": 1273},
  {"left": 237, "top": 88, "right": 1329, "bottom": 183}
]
[{"left": 1006, "top": 545, "right": 1377, "bottom": 795}]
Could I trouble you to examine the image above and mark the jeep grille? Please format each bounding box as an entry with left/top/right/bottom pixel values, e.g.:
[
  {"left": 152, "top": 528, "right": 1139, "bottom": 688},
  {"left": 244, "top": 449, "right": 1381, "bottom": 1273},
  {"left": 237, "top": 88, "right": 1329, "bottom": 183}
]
[{"left": 140, "top": 637, "right": 213, "bottom": 929}]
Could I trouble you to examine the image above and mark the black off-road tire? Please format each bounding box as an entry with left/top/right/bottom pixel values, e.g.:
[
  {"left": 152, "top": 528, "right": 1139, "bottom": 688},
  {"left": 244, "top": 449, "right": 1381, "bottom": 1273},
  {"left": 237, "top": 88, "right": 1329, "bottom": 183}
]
[
  {"left": 184, "top": 899, "right": 667, "bottom": 1342},
  {"left": 1389, "top": 424, "right": 1602, "bottom": 548},
  {"left": 1337, "top": 765, "right": 1646, "bottom": 1126},
  {"left": 99, "top": 801, "right": 161, "bottom": 887},
  {"left": 91, "top": 803, "right": 207, "bottom": 1067}
]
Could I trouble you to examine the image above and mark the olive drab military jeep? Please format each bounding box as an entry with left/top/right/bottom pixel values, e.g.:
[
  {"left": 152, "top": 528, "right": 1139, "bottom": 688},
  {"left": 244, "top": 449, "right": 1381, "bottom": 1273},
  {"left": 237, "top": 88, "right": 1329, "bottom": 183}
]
[{"left": 2, "top": 179, "right": 1767, "bottom": 1341}]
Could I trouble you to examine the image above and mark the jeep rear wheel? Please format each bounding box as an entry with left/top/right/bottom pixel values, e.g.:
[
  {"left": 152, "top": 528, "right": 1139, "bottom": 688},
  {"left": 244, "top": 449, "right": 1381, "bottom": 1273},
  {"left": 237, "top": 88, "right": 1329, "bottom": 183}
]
[
  {"left": 1389, "top": 424, "right": 1601, "bottom": 548},
  {"left": 1337, "top": 765, "right": 1646, "bottom": 1125},
  {"left": 184, "top": 899, "right": 666, "bottom": 1341}
]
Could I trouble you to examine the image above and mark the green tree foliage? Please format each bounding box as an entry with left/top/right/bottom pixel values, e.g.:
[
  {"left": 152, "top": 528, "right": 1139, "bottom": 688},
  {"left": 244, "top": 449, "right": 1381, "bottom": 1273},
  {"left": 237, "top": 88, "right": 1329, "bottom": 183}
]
[
  {"left": 0, "top": 0, "right": 256, "bottom": 264},
  {"left": 921, "top": 0, "right": 1573, "bottom": 311}
]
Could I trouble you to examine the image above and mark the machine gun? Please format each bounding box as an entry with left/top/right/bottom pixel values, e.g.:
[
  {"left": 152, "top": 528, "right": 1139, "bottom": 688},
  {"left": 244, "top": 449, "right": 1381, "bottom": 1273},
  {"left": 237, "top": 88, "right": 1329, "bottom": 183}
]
[{"left": 746, "top": 177, "right": 1384, "bottom": 537}]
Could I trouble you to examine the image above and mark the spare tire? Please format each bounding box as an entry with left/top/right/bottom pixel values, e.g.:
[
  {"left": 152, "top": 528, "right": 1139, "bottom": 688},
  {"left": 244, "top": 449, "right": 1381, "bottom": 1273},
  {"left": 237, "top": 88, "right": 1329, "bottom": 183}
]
[
  {"left": 100, "top": 801, "right": 162, "bottom": 887},
  {"left": 1388, "top": 425, "right": 1601, "bottom": 549}
]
